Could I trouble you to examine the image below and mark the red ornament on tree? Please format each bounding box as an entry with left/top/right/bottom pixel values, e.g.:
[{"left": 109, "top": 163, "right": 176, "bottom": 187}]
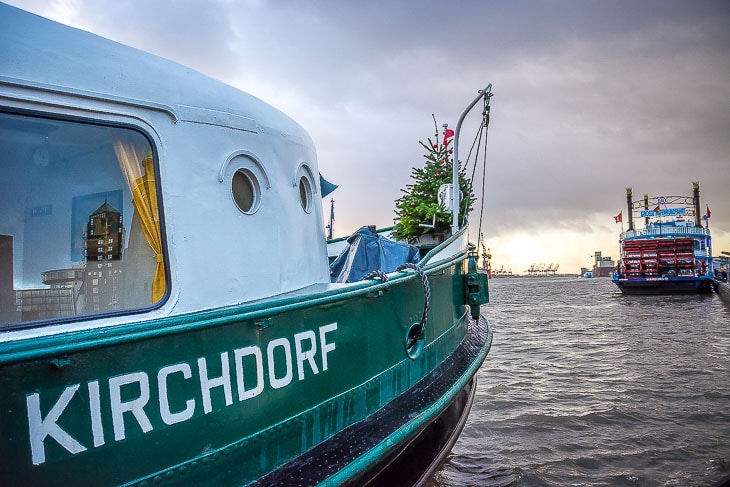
[
  {"left": 435, "top": 173, "right": 440, "bottom": 178},
  {"left": 410, "top": 201, "right": 416, "bottom": 207}
]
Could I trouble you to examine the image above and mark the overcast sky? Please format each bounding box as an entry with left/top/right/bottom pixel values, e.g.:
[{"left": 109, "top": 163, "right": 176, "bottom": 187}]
[{"left": 7, "top": 0, "right": 730, "bottom": 273}]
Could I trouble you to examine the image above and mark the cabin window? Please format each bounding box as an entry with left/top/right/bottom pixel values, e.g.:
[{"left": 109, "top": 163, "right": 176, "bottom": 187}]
[
  {"left": 0, "top": 111, "right": 167, "bottom": 329},
  {"left": 232, "top": 168, "right": 261, "bottom": 214},
  {"left": 291, "top": 162, "right": 316, "bottom": 214},
  {"left": 299, "top": 176, "right": 313, "bottom": 213}
]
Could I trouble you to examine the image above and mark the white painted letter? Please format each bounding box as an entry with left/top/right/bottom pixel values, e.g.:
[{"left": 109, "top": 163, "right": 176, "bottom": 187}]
[
  {"left": 109, "top": 372, "right": 153, "bottom": 441},
  {"left": 27, "top": 385, "right": 86, "bottom": 465},
  {"left": 294, "top": 330, "right": 319, "bottom": 380},
  {"left": 267, "top": 338, "right": 293, "bottom": 389},
  {"left": 158, "top": 363, "right": 195, "bottom": 425},
  {"left": 319, "top": 323, "right": 338, "bottom": 371},
  {"left": 198, "top": 352, "right": 233, "bottom": 414},
  {"left": 234, "top": 346, "right": 264, "bottom": 401},
  {"left": 88, "top": 380, "right": 105, "bottom": 447}
]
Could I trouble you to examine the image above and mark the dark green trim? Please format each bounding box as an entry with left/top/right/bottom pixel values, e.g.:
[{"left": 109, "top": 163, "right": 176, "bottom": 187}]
[{"left": 0, "top": 250, "right": 467, "bottom": 365}]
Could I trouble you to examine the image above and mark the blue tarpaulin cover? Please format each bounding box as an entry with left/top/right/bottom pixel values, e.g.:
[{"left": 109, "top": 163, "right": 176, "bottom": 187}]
[{"left": 330, "top": 227, "right": 421, "bottom": 283}]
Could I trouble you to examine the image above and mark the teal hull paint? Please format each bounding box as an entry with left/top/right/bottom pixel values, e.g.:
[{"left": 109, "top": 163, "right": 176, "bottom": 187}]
[
  {"left": 246, "top": 315, "right": 491, "bottom": 487},
  {"left": 0, "top": 254, "right": 489, "bottom": 486},
  {"left": 322, "top": 316, "right": 491, "bottom": 487}
]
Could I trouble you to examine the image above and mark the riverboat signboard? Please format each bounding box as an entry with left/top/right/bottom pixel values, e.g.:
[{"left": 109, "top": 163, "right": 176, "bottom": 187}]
[{"left": 640, "top": 207, "right": 686, "bottom": 218}]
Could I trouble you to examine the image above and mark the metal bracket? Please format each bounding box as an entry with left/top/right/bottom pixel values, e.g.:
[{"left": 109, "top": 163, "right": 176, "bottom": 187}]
[{"left": 464, "top": 254, "right": 489, "bottom": 319}]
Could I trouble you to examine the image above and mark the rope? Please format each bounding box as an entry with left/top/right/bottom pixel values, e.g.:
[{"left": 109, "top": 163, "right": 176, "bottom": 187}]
[
  {"left": 360, "top": 264, "right": 430, "bottom": 351},
  {"left": 466, "top": 118, "right": 484, "bottom": 184},
  {"left": 476, "top": 109, "right": 490, "bottom": 242},
  {"left": 396, "top": 263, "right": 430, "bottom": 348},
  {"left": 460, "top": 93, "right": 492, "bottom": 246},
  {"left": 360, "top": 270, "right": 389, "bottom": 282}
]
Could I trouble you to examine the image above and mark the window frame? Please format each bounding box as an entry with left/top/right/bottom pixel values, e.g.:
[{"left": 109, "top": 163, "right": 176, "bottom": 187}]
[
  {"left": 291, "top": 162, "right": 317, "bottom": 215},
  {"left": 0, "top": 107, "right": 170, "bottom": 331}
]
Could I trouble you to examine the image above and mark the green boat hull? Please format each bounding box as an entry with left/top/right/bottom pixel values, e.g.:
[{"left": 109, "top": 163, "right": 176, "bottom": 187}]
[{"left": 0, "top": 253, "right": 491, "bottom": 486}]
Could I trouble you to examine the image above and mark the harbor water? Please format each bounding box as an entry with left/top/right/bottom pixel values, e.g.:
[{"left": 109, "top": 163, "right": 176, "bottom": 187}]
[{"left": 431, "top": 277, "right": 730, "bottom": 486}]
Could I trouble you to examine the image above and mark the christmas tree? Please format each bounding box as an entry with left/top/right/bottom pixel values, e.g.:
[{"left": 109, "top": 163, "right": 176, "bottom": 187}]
[{"left": 393, "top": 118, "right": 475, "bottom": 242}]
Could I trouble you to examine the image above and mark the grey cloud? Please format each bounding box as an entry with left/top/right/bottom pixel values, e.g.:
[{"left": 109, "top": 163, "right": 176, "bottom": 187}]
[{"left": 6, "top": 0, "right": 730, "bottom": 246}]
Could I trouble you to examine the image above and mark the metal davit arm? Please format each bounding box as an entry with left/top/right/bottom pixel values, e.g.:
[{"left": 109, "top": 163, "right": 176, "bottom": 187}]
[{"left": 452, "top": 84, "right": 493, "bottom": 235}]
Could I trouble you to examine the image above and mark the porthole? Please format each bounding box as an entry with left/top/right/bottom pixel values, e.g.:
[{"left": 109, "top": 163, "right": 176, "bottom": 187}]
[
  {"left": 299, "top": 175, "right": 312, "bottom": 213},
  {"left": 232, "top": 169, "right": 260, "bottom": 214}
]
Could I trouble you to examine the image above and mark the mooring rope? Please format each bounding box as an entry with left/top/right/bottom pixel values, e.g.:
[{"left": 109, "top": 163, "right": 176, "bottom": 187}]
[
  {"left": 361, "top": 269, "right": 389, "bottom": 282},
  {"left": 361, "top": 264, "right": 431, "bottom": 348},
  {"left": 396, "top": 263, "right": 430, "bottom": 346},
  {"left": 462, "top": 93, "right": 491, "bottom": 245}
]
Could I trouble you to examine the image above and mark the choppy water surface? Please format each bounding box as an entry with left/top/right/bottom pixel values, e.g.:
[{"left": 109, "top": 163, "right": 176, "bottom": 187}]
[{"left": 431, "top": 277, "right": 730, "bottom": 487}]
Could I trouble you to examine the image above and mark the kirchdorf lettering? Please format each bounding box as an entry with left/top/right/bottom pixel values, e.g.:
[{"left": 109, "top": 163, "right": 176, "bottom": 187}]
[{"left": 25, "top": 322, "right": 337, "bottom": 465}]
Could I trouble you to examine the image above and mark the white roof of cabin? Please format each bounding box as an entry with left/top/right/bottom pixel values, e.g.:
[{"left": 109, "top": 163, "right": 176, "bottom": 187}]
[
  {"left": 1, "top": 4, "right": 333, "bottom": 333},
  {"left": 0, "top": 3, "right": 307, "bottom": 142}
]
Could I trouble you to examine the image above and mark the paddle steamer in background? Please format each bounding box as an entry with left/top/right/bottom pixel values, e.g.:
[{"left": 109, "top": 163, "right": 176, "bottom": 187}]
[
  {"left": 0, "top": 4, "right": 492, "bottom": 485},
  {"left": 612, "top": 183, "right": 713, "bottom": 294}
]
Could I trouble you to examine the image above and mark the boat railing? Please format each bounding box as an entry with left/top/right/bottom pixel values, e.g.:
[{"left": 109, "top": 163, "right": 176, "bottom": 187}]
[
  {"left": 621, "top": 226, "right": 711, "bottom": 240},
  {"left": 619, "top": 247, "right": 710, "bottom": 259}
]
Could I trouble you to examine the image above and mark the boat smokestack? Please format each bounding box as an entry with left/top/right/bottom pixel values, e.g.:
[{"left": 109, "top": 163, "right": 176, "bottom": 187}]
[
  {"left": 693, "top": 181, "right": 701, "bottom": 227},
  {"left": 644, "top": 194, "right": 649, "bottom": 226},
  {"left": 626, "top": 187, "right": 634, "bottom": 231}
]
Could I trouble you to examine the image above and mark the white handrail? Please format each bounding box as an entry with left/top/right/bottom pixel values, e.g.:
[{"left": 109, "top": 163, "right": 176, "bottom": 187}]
[
  {"left": 452, "top": 84, "right": 492, "bottom": 235},
  {"left": 621, "top": 226, "right": 711, "bottom": 240}
]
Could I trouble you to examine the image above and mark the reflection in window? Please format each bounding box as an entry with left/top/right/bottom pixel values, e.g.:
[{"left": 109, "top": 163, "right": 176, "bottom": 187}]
[{"left": 0, "top": 111, "right": 166, "bottom": 328}]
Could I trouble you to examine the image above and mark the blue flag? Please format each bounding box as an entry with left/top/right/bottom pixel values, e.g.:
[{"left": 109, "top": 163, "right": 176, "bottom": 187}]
[{"left": 319, "top": 173, "right": 338, "bottom": 198}]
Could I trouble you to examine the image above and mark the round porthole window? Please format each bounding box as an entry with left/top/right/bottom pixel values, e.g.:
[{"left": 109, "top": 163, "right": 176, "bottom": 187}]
[
  {"left": 299, "top": 175, "right": 312, "bottom": 213},
  {"left": 232, "top": 169, "right": 260, "bottom": 214}
]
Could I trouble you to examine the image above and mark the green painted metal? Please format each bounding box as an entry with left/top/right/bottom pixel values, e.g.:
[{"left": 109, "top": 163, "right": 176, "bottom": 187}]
[
  {"left": 465, "top": 255, "right": 490, "bottom": 318},
  {"left": 0, "top": 249, "right": 486, "bottom": 486},
  {"left": 0, "top": 251, "right": 467, "bottom": 365},
  {"left": 322, "top": 318, "right": 492, "bottom": 487}
]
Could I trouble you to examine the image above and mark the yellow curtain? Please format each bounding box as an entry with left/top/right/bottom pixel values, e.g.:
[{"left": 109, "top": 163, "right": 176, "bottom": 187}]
[{"left": 113, "top": 139, "right": 166, "bottom": 303}]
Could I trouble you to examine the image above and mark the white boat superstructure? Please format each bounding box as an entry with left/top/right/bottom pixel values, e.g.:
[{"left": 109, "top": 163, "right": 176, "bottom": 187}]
[{"left": 1, "top": 4, "right": 330, "bottom": 334}]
